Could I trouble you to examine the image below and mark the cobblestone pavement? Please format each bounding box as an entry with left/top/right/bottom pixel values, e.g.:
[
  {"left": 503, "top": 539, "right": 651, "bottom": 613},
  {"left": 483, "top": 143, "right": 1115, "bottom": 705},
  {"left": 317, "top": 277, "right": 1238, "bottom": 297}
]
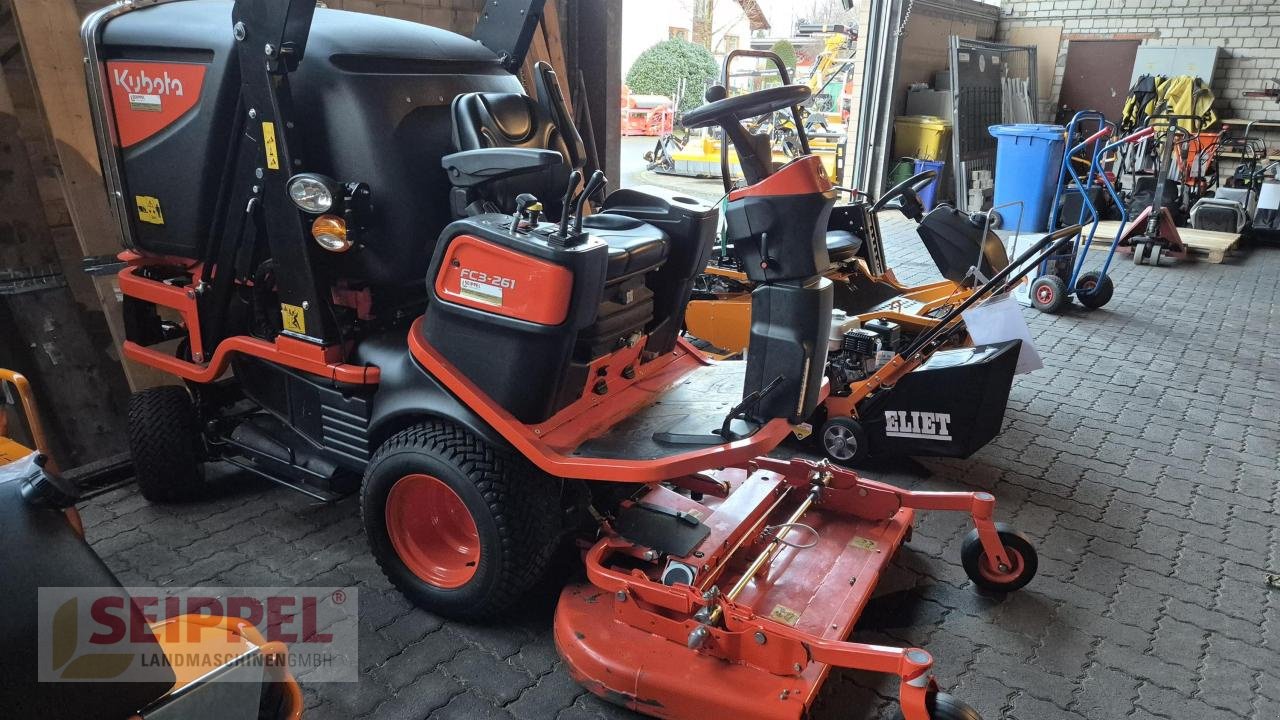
[{"left": 80, "top": 209, "right": 1280, "bottom": 720}]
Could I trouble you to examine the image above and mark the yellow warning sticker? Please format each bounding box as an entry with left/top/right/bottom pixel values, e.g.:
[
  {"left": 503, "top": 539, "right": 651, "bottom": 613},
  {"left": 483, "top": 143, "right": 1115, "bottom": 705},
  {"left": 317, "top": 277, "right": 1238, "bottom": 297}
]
[
  {"left": 769, "top": 604, "right": 801, "bottom": 626},
  {"left": 281, "top": 303, "right": 306, "bottom": 334},
  {"left": 848, "top": 536, "right": 880, "bottom": 552},
  {"left": 136, "top": 195, "right": 164, "bottom": 225},
  {"left": 262, "top": 121, "right": 280, "bottom": 170}
]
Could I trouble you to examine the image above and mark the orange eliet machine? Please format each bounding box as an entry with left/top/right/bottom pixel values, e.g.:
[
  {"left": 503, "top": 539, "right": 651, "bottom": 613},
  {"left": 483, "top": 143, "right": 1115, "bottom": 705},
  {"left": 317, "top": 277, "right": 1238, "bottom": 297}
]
[{"left": 82, "top": 2, "right": 1045, "bottom": 717}]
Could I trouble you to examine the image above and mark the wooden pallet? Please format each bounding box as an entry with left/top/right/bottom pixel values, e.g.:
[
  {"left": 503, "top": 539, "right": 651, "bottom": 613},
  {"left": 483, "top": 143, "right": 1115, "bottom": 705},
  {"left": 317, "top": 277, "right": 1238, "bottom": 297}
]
[{"left": 1090, "top": 220, "right": 1241, "bottom": 264}]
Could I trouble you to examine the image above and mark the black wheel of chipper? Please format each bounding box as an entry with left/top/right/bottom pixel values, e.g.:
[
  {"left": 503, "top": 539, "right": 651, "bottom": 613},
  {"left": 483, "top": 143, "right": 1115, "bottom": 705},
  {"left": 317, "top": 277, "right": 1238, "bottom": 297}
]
[
  {"left": 820, "top": 416, "right": 869, "bottom": 465},
  {"left": 1075, "top": 270, "right": 1114, "bottom": 310},
  {"left": 1029, "top": 275, "right": 1068, "bottom": 314},
  {"left": 893, "top": 691, "right": 983, "bottom": 720},
  {"left": 127, "top": 386, "right": 209, "bottom": 502},
  {"left": 960, "top": 523, "right": 1038, "bottom": 593},
  {"left": 361, "top": 420, "right": 561, "bottom": 620}
]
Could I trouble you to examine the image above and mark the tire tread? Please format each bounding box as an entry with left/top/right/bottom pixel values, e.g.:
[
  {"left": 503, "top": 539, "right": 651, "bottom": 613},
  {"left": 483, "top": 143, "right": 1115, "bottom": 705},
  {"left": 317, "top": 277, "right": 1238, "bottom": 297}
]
[{"left": 363, "top": 420, "right": 559, "bottom": 620}]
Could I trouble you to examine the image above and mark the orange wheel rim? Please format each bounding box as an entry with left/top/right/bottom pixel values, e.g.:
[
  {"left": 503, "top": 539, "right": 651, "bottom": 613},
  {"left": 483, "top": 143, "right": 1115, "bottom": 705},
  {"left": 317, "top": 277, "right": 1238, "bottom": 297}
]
[
  {"left": 385, "top": 474, "right": 480, "bottom": 589},
  {"left": 1035, "top": 284, "right": 1054, "bottom": 304},
  {"left": 979, "top": 547, "right": 1024, "bottom": 584}
]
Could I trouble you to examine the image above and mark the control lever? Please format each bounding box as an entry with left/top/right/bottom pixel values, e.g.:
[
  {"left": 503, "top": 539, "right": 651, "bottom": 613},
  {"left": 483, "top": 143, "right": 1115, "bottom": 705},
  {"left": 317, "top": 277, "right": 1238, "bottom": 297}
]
[
  {"left": 557, "top": 170, "right": 583, "bottom": 237},
  {"left": 511, "top": 193, "right": 539, "bottom": 233},
  {"left": 572, "top": 170, "right": 607, "bottom": 235}
]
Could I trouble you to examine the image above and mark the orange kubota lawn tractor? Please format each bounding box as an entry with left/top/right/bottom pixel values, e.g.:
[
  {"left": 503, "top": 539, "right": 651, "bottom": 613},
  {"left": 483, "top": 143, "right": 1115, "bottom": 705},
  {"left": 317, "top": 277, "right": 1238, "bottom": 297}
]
[
  {"left": 84, "top": 1, "right": 1047, "bottom": 717},
  {"left": 0, "top": 369, "right": 303, "bottom": 720}
]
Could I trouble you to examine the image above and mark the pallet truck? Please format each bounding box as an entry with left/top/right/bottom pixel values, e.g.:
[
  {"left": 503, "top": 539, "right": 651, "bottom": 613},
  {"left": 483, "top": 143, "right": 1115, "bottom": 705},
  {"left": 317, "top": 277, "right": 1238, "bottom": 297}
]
[
  {"left": 84, "top": 2, "right": 1042, "bottom": 717},
  {"left": 1, "top": 369, "right": 303, "bottom": 720},
  {"left": 1118, "top": 114, "right": 1205, "bottom": 265}
]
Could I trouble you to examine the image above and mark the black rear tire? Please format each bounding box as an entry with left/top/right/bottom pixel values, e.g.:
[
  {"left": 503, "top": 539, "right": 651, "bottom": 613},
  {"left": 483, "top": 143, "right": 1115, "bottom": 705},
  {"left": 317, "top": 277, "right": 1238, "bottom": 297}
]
[
  {"left": 362, "top": 420, "right": 561, "bottom": 621},
  {"left": 894, "top": 691, "right": 983, "bottom": 720},
  {"left": 1075, "top": 271, "right": 1114, "bottom": 309},
  {"left": 127, "top": 386, "right": 208, "bottom": 502}
]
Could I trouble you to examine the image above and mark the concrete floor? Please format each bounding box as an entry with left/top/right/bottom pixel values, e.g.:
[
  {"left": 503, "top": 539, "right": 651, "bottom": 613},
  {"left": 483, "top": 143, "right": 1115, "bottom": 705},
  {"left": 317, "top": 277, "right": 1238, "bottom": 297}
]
[{"left": 80, "top": 171, "right": 1280, "bottom": 719}]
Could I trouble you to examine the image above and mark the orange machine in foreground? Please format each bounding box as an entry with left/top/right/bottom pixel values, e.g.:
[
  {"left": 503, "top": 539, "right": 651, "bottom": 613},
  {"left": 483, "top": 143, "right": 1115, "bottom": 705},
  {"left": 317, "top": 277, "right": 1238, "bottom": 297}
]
[{"left": 0, "top": 368, "right": 302, "bottom": 720}]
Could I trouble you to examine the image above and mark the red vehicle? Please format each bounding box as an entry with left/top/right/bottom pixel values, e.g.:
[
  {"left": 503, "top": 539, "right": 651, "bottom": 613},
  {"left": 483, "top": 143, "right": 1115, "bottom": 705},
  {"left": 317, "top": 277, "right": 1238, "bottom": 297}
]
[
  {"left": 622, "top": 86, "right": 675, "bottom": 136},
  {"left": 85, "top": 2, "right": 1040, "bottom": 718}
]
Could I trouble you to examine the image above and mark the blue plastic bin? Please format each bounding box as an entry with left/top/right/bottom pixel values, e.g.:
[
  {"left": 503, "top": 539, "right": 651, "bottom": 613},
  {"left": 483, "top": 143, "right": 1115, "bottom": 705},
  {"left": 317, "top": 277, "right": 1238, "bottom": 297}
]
[
  {"left": 989, "top": 124, "right": 1066, "bottom": 233},
  {"left": 913, "top": 159, "right": 945, "bottom": 211}
]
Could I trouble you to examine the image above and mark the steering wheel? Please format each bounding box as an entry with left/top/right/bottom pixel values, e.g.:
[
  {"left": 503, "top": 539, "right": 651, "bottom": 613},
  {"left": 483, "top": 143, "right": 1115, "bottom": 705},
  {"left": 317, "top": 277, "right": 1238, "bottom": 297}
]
[
  {"left": 870, "top": 169, "right": 937, "bottom": 220},
  {"left": 681, "top": 84, "right": 812, "bottom": 187},
  {"left": 681, "top": 84, "right": 813, "bottom": 129}
]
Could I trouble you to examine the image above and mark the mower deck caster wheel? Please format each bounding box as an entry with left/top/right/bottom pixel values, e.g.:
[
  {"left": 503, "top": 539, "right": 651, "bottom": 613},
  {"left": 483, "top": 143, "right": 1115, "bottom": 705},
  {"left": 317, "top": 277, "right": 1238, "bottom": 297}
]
[
  {"left": 1075, "top": 271, "right": 1114, "bottom": 310},
  {"left": 362, "top": 420, "right": 561, "bottom": 621},
  {"left": 1030, "top": 275, "right": 1068, "bottom": 314},
  {"left": 960, "top": 523, "right": 1038, "bottom": 593},
  {"left": 893, "top": 691, "right": 983, "bottom": 720},
  {"left": 820, "top": 416, "right": 868, "bottom": 465},
  {"left": 127, "top": 386, "right": 209, "bottom": 502}
]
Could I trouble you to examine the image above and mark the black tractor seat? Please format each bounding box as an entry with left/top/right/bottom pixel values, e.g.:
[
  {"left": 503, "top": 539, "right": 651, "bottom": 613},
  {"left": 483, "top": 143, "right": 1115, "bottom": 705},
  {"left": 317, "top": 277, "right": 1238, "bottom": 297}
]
[
  {"left": 825, "top": 230, "right": 863, "bottom": 262},
  {"left": 582, "top": 214, "right": 670, "bottom": 280},
  {"left": 450, "top": 89, "right": 670, "bottom": 281}
]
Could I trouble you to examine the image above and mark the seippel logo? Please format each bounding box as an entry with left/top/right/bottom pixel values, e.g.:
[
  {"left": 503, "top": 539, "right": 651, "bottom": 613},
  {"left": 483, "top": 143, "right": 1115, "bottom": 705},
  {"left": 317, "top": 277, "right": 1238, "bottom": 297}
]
[
  {"left": 112, "top": 67, "right": 186, "bottom": 97},
  {"left": 884, "top": 410, "right": 952, "bottom": 441}
]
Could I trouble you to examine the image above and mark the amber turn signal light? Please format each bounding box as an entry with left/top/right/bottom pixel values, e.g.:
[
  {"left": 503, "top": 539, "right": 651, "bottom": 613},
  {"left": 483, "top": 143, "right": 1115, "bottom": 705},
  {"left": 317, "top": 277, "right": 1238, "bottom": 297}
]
[{"left": 311, "top": 214, "right": 351, "bottom": 252}]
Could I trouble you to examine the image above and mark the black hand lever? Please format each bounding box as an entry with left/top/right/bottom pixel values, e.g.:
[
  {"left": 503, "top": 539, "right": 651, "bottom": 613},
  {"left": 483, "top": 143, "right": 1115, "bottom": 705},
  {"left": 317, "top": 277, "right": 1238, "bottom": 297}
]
[
  {"left": 573, "top": 170, "right": 607, "bottom": 235},
  {"left": 511, "top": 193, "right": 538, "bottom": 233},
  {"left": 558, "top": 170, "right": 583, "bottom": 237}
]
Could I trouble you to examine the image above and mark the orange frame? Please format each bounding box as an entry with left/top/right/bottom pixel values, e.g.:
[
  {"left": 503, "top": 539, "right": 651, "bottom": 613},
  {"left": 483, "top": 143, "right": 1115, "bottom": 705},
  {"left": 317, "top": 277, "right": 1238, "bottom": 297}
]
[
  {"left": 408, "top": 318, "right": 816, "bottom": 483},
  {"left": 118, "top": 260, "right": 380, "bottom": 385}
]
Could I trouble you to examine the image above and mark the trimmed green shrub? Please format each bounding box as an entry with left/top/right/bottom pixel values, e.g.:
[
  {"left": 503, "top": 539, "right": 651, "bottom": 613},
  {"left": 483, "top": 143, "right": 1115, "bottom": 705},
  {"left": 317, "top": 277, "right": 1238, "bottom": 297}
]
[
  {"left": 770, "top": 39, "right": 798, "bottom": 77},
  {"left": 625, "top": 38, "right": 719, "bottom": 114}
]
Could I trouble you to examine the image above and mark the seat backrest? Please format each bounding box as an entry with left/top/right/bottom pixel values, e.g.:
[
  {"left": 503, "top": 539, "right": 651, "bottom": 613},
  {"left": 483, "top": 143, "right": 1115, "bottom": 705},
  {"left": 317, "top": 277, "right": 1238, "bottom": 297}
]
[
  {"left": 451, "top": 88, "right": 581, "bottom": 218},
  {"left": 533, "top": 61, "right": 586, "bottom": 171}
]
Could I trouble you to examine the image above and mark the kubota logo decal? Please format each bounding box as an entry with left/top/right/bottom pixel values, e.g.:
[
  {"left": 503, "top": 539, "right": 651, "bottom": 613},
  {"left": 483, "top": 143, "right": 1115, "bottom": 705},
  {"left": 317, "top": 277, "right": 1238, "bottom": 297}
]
[
  {"left": 106, "top": 61, "right": 206, "bottom": 148},
  {"left": 884, "top": 411, "right": 952, "bottom": 441},
  {"left": 112, "top": 66, "right": 188, "bottom": 97}
]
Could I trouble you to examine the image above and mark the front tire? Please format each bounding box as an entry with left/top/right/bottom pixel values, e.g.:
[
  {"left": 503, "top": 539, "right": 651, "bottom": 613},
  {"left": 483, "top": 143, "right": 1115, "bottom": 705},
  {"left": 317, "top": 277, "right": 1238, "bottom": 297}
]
[
  {"left": 362, "top": 421, "right": 560, "bottom": 620},
  {"left": 127, "top": 386, "right": 208, "bottom": 502}
]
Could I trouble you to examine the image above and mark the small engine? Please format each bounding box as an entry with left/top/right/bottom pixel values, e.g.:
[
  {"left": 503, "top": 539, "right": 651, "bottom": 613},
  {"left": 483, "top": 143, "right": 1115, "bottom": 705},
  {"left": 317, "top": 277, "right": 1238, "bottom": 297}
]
[{"left": 826, "top": 328, "right": 882, "bottom": 395}]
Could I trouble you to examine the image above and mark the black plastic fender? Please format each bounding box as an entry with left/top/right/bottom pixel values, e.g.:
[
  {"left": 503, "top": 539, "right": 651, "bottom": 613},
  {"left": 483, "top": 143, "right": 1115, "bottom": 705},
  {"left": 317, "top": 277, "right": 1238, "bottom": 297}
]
[{"left": 354, "top": 332, "right": 507, "bottom": 450}]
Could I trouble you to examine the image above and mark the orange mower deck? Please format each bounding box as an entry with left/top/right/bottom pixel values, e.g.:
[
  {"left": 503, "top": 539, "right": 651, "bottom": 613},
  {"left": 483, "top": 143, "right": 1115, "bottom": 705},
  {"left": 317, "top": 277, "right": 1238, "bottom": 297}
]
[{"left": 556, "top": 457, "right": 1023, "bottom": 720}]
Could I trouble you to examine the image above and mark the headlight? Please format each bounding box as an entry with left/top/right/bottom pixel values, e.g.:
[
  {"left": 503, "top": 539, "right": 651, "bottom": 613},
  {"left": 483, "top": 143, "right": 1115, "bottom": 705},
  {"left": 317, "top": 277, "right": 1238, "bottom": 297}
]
[{"left": 287, "top": 173, "right": 337, "bottom": 213}]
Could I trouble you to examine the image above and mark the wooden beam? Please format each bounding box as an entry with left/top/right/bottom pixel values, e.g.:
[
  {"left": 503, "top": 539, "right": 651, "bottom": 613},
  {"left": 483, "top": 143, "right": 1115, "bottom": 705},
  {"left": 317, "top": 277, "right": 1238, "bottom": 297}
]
[
  {"left": 1, "top": 65, "right": 128, "bottom": 466},
  {"left": 11, "top": 0, "right": 163, "bottom": 390}
]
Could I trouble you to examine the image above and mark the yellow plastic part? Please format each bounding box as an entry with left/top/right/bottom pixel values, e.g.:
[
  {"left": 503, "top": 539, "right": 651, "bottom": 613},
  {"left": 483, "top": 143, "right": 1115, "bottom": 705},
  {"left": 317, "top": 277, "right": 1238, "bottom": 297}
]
[{"left": 893, "top": 115, "right": 952, "bottom": 161}]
